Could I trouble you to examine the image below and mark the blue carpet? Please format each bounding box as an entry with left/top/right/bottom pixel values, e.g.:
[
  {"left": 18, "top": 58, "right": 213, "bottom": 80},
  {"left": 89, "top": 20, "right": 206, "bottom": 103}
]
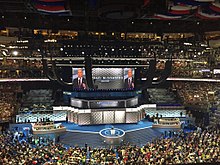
[
  {"left": 63, "top": 119, "right": 153, "bottom": 132},
  {"left": 10, "top": 123, "right": 32, "bottom": 131},
  {"left": 9, "top": 121, "right": 187, "bottom": 148}
]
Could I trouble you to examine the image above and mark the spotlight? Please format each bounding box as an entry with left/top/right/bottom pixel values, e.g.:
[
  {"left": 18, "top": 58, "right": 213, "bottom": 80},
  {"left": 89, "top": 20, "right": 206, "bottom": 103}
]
[{"left": 12, "top": 51, "right": 18, "bottom": 56}]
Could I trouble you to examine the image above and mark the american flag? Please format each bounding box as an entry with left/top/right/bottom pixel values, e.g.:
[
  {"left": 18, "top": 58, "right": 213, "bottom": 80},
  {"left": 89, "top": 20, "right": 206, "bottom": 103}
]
[{"left": 32, "top": 0, "right": 71, "bottom": 15}]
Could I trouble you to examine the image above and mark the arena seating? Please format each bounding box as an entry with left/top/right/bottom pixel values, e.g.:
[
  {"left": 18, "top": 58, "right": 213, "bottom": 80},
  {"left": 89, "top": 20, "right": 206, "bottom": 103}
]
[
  {"left": 147, "top": 88, "right": 178, "bottom": 104},
  {"left": 0, "top": 126, "right": 219, "bottom": 164},
  {"left": 19, "top": 90, "right": 54, "bottom": 113},
  {"left": 173, "top": 82, "right": 217, "bottom": 110},
  {"left": 0, "top": 83, "right": 21, "bottom": 121}
]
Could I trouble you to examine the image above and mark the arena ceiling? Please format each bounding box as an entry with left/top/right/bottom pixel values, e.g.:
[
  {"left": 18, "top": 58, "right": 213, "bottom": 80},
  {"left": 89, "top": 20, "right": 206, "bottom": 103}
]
[{"left": 0, "top": 0, "right": 220, "bottom": 33}]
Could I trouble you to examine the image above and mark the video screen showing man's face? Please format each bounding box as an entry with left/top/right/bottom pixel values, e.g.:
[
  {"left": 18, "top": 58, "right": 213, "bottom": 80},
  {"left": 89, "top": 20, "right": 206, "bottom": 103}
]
[
  {"left": 128, "top": 69, "right": 133, "bottom": 78},
  {"left": 77, "top": 68, "right": 83, "bottom": 78},
  {"left": 124, "top": 68, "right": 134, "bottom": 89},
  {"left": 72, "top": 68, "right": 87, "bottom": 90}
]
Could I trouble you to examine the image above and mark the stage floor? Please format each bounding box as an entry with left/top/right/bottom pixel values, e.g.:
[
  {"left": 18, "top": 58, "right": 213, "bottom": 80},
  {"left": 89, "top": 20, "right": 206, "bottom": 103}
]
[
  {"left": 10, "top": 119, "right": 182, "bottom": 148},
  {"left": 63, "top": 119, "right": 153, "bottom": 133}
]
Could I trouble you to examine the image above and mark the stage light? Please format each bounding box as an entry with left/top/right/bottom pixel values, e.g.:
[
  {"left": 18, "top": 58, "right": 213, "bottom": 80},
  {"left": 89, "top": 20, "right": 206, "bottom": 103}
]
[
  {"left": 12, "top": 51, "right": 18, "bottom": 56},
  {"left": 60, "top": 48, "right": 63, "bottom": 51},
  {"left": 184, "top": 42, "right": 192, "bottom": 46},
  {"left": 201, "top": 43, "right": 207, "bottom": 47}
]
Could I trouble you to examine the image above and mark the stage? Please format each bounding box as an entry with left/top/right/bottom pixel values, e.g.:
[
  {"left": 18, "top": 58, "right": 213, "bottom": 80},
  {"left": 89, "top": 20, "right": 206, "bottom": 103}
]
[
  {"left": 63, "top": 119, "right": 153, "bottom": 133},
  {"left": 10, "top": 119, "right": 183, "bottom": 147}
]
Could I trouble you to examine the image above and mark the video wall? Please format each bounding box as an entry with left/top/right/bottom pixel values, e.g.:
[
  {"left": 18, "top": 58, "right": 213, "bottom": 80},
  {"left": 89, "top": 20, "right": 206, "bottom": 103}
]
[
  {"left": 72, "top": 68, "right": 135, "bottom": 90},
  {"left": 70, "top": 97, "right": 138, "bottom": 108},
  {"left": 72, "top": 68, "right": 87, "bottom": 89}
]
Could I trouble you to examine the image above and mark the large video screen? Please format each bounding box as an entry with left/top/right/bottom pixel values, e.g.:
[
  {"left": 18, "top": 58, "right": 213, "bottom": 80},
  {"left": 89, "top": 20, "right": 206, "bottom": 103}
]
[
  {"left": 70, "top": 97, "right": 138, "bottom": 108},
  {"left": 72, "top": 68, "right": 135, "bottom": 90},
  {"left": 72, "top": 68, "right": 88, "bottom": 90}
]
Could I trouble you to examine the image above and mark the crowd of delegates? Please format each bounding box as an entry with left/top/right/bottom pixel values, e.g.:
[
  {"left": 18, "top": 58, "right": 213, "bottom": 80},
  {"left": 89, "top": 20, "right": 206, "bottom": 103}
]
[
  {"left": 170, "top": 60, "right": 214, "bottom": 79},
  {"left": 0, "top": 125, "right": 219, "bottom": 164},
  {"left": 172, "top": 82, "right": 217, "bottom": 109},
  {"left": 0, "top": 83, "right": 21, "bottom": 121},
  {"left": 0, "top": 59, "right": 44, "bottom": 78},
  {"left": 171, "top": 61, "right": 193, "bottom": 78},
  {"left": 0, "top": 56, "right": 215, "bottom": 79}
]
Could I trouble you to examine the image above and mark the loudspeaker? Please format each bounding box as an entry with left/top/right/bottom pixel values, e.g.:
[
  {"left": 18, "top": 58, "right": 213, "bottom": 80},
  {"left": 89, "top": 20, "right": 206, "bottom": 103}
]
[
  {"left": 85, "top": 57, "right": 94, "bottom": 89},
  {"left": 152, "top": 60, "right": 172, "bottom": 85},
  {"left": 42, "top": 59, "right": 56, "bottom": 81},
  {"left": 144, "top": 60, "right": 156, "bottom": 88}
]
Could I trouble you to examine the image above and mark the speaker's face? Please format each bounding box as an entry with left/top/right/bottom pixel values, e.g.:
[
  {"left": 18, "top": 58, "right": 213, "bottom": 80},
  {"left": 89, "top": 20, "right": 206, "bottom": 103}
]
[
  {"left": 77, "top": 69, "right": 83, "bottom": 78},
  {"left": 128, "top": 69, "right": 132, "bottom": 78}
]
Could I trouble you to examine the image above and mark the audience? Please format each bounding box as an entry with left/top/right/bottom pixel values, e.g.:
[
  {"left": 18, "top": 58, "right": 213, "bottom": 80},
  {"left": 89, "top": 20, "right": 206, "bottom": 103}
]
[
  {"left": 173, "top": 82, "right": 217, "bottom": 109},
  {"left": 0, "top": 59, "right": 44, "bottom": 78},
  {"left": 0, "top": 126, "right": 219, "bottom": 164},
  {"left": 0, "top": 83, "right": 21, "bottom": 121}
]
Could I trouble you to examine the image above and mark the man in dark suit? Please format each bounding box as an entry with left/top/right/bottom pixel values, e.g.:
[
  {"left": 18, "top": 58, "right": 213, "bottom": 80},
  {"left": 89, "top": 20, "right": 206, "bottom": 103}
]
[
  {"left": 124, "top": 68, "right": 134, "bottom": 89},
  {"left": 73, "top": 68, "right": 87, "bottom": 89}
]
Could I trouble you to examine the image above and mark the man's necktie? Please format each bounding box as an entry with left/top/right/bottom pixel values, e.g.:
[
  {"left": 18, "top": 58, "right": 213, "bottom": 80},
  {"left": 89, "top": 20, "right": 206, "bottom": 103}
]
[{"left": 78, "top": 78, "right": 81, "bottom": 87}]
